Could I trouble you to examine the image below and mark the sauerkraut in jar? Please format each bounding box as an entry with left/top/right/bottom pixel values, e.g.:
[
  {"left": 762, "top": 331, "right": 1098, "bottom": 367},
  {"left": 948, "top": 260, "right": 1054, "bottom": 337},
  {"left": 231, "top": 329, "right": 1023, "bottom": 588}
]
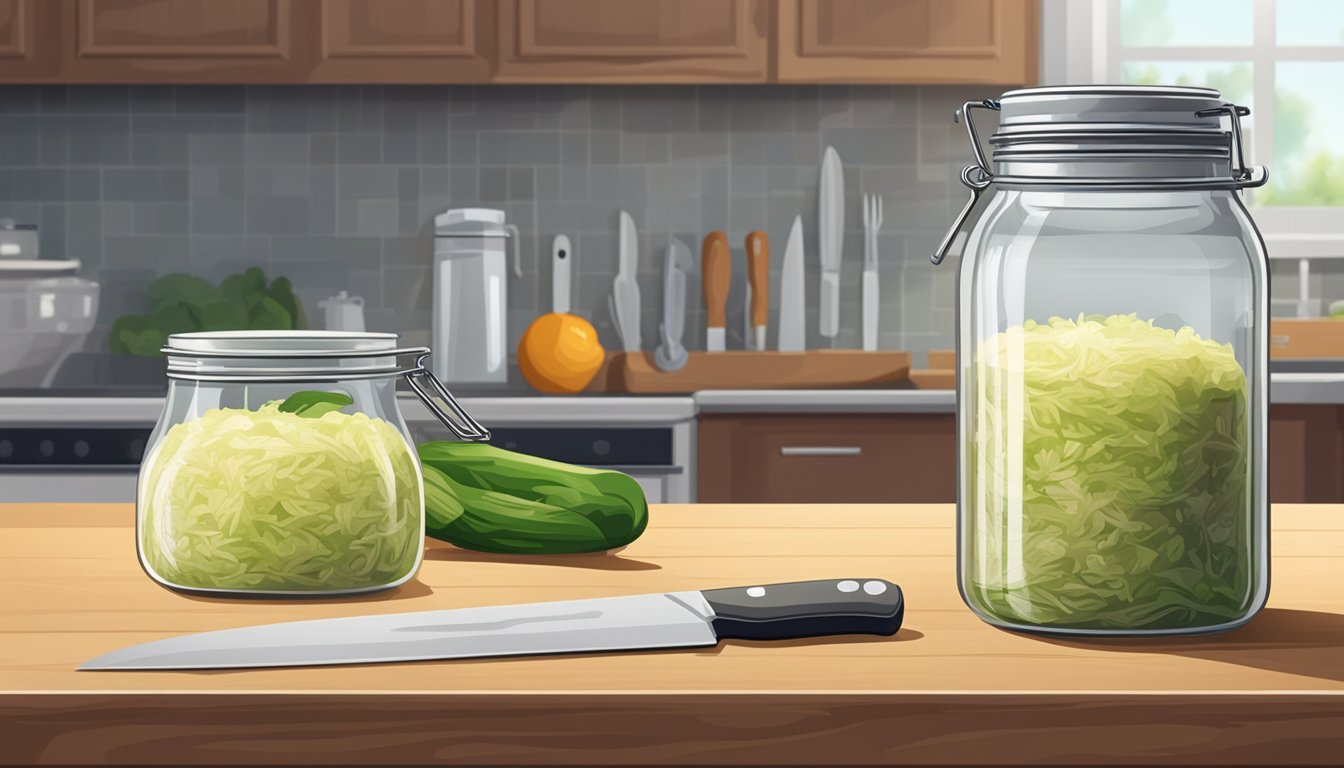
[
  {"left": 935, "top": 86, "right": 1269, "bottom": 636},
  {"left": 138, "top": 331, "right": 489, "bottom": 596}
]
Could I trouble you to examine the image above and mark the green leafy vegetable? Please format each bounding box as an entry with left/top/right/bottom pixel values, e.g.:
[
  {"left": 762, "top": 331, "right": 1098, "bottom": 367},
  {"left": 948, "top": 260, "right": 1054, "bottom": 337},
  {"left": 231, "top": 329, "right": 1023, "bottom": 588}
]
[
  {"left": 277, "top": 390, "right": 354, "bottom": 418},
  {"left": 110, "top": 267, "right": 305, "bottom": 357},
  {"left": 419, "top": 442, "right": 648, "bottom": 554},
  {"left": 966, "top": 313, "right": 1253, "bottom": 631},
  {"left": 139, "top": 403, "right": 422, "bottom": 593}
]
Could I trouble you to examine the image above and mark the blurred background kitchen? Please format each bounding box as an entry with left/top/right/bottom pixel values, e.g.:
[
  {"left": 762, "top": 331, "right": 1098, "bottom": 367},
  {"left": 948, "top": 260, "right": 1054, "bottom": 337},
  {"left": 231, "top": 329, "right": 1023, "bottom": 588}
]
[{"left": 3, "top": 0, "right": 1343, "bottom": 505}]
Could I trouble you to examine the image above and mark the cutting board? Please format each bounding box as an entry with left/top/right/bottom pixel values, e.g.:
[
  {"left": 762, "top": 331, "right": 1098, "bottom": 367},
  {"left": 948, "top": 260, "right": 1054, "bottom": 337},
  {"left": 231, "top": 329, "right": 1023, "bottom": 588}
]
[
  {"left": 1271, "top": 318, "right": 1344, "bottom": 359},
  {"left": 595, "top": 350, "right": 911, "bottom": 393},
  {"left": 910, "top": 348, "right": 956, "bottom": 390}
]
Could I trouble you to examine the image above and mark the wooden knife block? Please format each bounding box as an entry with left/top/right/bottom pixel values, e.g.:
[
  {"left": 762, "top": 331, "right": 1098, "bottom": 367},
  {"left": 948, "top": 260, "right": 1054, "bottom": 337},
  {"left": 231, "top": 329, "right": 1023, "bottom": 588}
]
[{"left": 589, "top": 350, "right": 911, "bottom": 393}]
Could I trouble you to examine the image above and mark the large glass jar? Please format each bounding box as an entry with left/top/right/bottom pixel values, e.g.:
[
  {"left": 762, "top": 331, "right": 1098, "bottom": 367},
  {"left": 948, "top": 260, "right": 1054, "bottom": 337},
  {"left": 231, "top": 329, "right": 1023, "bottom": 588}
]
[
  {"left": 138, "top": 331, "right": 489, "bottom": 597},
  {"left": 934, "top": 86, "right": 1269, "bottom": 636}
]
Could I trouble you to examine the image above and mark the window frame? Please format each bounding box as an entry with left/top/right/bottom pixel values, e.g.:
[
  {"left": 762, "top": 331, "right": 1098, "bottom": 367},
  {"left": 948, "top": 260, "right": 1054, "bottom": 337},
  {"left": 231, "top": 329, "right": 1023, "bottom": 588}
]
[{"left": 1047, "top": 0, "right": 1344, "bottom": 249}]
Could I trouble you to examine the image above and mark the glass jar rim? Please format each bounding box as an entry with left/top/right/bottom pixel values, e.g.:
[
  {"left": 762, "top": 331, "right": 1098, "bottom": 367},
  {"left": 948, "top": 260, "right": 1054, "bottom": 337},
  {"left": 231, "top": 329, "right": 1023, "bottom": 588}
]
[
  {"left": 161, "top": 331, "right": 491, "bottom": 442},
  {"left": 164, "top": 331, "right": 417, "bottom": 380}
]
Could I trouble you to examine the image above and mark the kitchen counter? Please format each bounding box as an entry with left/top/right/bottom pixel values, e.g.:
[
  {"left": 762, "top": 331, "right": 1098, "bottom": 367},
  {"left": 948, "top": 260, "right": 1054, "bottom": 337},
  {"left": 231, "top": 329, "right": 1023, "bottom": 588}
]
[
  {"left": 1, "top": 371, "right": 1340, "bottom": 425},
  {"left": 5, "top": 503, "right": 1344, "bottom": 766},
  {"left": 0, "top": 394, "right": 697, "bottom": 426},
  {"left": 695, "top": 388, "right": 955, "bottom": 413}
]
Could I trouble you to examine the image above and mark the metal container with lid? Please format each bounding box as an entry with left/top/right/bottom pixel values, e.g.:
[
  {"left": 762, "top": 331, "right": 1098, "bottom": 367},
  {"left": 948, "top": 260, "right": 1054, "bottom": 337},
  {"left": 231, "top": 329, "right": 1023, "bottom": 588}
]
[
  {"left": 432, "top": 208, "right": 522, "bottom": 387},
  {"left": 138, "top": 331, "right": 489, "bottom": 597},
  {"left": 936, "top": 86, "right": 1269, "bottom": 636}
]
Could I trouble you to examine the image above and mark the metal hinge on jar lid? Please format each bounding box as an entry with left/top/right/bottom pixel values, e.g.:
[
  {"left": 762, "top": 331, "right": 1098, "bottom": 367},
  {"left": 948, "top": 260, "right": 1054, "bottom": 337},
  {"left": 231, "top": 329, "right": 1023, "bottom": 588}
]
[
  {"left": 161, "top": 331, "right": 491, "bottom": 442},
  {"left": 932, "top": 86, "right": 1270, "bottom": 266}
]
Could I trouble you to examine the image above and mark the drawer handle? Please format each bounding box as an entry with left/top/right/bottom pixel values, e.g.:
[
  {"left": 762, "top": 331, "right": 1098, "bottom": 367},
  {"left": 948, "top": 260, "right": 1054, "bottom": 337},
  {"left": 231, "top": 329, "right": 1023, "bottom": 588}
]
[{"left": 780, "top": 446, "right": 862, "bottom": 457}]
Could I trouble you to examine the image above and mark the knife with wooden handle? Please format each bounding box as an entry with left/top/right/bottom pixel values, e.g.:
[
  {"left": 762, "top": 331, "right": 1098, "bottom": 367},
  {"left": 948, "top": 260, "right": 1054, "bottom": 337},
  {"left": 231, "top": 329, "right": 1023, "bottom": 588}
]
[
  {"left": 746, "top": 231, "right": 769, "bottom": 352},
  {"left": 703, "top": 231, "right": 730, "bottom": 352}
]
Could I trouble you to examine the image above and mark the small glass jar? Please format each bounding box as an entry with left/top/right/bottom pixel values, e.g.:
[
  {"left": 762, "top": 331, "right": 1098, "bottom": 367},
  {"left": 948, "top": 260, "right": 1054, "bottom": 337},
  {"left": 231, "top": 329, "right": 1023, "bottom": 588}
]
[
  {"left": 137, "top": 331, "right": 489, "bottom": 597},
  {"left": 934, "top": 86, "right": 1269, "bottom": 636}
]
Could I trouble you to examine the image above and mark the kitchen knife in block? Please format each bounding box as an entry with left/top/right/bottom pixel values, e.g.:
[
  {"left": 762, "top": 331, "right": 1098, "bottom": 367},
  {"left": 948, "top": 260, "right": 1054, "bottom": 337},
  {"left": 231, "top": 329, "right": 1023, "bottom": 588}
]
[
  {"left": 777, "top": 215, "right": 806, "bottom": 352},
  {"left": 746, "top": 231, "right": 769, "bottom": 351},
  {"left": 703, "top": 231, "right": 730, "bottom": 352},
  {"left": 819, "top": 146, "right": 844, "bottom": 340},
  {"left": 81, "top": 579, "right": 905, "bottom": 669}
]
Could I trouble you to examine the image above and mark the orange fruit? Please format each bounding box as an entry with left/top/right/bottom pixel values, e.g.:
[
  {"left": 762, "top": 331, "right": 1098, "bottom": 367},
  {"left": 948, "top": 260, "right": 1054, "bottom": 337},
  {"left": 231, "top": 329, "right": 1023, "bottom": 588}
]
[{"left": 518, "top": 313, "right": 606, "bottom": 394}]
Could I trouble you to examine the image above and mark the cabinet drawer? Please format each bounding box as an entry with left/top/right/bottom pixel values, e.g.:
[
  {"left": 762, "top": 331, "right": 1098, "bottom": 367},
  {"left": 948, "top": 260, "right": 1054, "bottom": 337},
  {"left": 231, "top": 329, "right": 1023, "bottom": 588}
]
[{"left": 697, "top": 413, "right": 955, "bottom": 503}]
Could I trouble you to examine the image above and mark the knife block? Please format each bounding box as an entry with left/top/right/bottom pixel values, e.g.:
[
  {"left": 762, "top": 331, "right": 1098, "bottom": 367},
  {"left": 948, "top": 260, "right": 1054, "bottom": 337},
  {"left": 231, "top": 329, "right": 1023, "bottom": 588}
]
[{"left": 592, "top": 350, "right": 911, "bottom": 393}]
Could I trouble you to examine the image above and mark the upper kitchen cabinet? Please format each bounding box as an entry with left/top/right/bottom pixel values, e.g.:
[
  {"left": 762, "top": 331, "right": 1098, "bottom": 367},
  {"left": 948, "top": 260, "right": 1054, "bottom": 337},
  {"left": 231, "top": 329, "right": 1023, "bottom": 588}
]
[
  {"left": 310, "top": 0, "right": 493, "bottom": 83},
  {"left": 59, "top": 0, "right": 313, "bottom": 82},
  {"left": 776, "top": 0, "right": 1038, "bottom": 84},
  {"left": 0, "top": 0, "right": 60, "bottom": 78},
  {"left": 494, "top": 0, "right": 769, "bottom": 82},
  {"left": 0, "top": 0, "right": 1038, "bottom": 83}
]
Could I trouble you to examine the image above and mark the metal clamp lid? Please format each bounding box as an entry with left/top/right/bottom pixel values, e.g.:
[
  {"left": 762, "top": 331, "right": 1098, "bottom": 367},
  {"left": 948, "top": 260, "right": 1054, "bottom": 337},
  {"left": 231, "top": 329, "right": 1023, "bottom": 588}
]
[
  {"left": 931, "top": 100, "right": 999, "bottom": 265},
  {"left": 931, "top": 96, "right": 1269, "bottom": 265},
  {"left": 162, "top": 343, "right": 491, "bottom": 443},
  {"left": 1194, "top": 103, "right": 1268, "bottom": 187},
  {"left": 404, "top": 353, "right": 491, "bottom": 442}
]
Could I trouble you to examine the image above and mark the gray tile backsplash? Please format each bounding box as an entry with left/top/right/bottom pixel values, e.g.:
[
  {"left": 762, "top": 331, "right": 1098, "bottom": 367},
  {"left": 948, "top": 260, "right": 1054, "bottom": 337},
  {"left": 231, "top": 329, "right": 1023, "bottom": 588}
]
[{"left": 1, "top": 84, "right": 981, "bottom": 385}]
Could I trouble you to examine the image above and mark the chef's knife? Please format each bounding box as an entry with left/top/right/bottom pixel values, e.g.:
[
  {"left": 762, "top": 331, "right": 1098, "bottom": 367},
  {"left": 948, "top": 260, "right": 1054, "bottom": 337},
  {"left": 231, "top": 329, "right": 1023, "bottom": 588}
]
[
  {"left": 746, "top": 231, "right": 769, "bottom": 352},
  {"left": 778, "top": 216, "right": 805, "bottom": 352},
  {"left": 819, "top": 146, "right": 844, "bottom": 340},
  {"left": 81, "top": 579, "right": 904, "bottom": 671},
  {"left": 702, "top": 231, "right": 730, "bottom": 352},
  {"left": 618, "top": 210, "right": 638, "bottom": 281},
  {"left": 612, "top": 210, "right": 641, "bottom": 351},
  {"left": 653, "top": 238, "right": 692, "bottom": 372}
]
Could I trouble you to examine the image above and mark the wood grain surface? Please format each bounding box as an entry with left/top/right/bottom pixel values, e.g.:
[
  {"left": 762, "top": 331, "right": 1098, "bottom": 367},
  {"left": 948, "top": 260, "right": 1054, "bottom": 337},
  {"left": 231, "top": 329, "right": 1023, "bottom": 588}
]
[
  {"left": 603, "top": 350, "right": 912, "bottom": 393},
  {"left": 5, "top": 503, "right": 1344, "bottom": 765}
]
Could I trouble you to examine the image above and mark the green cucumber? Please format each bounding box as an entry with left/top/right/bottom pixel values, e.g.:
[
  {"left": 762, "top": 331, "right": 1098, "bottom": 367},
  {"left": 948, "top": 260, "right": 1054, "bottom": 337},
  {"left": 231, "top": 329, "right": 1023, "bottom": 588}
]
[{"left": 419, "top": 442, "right": 649, "bottom": 554}]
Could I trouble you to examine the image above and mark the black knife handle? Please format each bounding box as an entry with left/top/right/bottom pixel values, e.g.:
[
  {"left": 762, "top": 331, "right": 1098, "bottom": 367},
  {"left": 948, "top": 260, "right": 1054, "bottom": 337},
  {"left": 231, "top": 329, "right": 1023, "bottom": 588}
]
[{"left": 704, "top": 579, "right": 903, "bottom": 641}]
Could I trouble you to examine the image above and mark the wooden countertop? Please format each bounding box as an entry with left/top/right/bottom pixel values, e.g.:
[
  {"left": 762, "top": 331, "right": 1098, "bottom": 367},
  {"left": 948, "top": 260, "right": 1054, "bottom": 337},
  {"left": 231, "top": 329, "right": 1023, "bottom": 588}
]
[{"left": 5, "top": 503, "right": 1344, "bottom": 766}]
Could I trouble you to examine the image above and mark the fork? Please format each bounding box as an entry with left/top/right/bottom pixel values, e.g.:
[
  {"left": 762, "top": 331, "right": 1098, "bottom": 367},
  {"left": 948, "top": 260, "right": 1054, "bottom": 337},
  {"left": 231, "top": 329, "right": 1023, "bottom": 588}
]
[{"left": 862, "top": 194, "right": 883, "bottom": 352}]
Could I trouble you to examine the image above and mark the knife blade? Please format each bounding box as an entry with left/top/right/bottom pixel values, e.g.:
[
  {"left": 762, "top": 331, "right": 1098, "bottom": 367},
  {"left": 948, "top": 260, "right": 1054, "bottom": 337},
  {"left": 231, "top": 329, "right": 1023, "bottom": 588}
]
[
  {"left": 778, "top": 216, "right": 805, "bottom": 352},
  {"left": 618, "top": 210, "right": 638, "bottom": 280},
  {"left": 615, "top": 211, "right": 641, "bottom": 351},
  {"left": 819, "top": 146, "right": 844, "bottom": 340},
  {"left": 653, "top": 238, "right": 692, "bottom": 372},
  {"left": 702, "top": 231, "right": 730, "bottom": 352},
  {"left": 81, "top": 579, "right": 904, "bottom": 671},
  {"left": 746, "top": 231, "right": 769, "bottom": 351}
]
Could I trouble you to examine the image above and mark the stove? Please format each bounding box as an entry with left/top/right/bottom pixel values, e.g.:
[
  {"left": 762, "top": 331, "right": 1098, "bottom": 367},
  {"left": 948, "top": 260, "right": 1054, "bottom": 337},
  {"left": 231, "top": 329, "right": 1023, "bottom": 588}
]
[{"left": 0, "top": 395, "right": 697, "bottom": 504}]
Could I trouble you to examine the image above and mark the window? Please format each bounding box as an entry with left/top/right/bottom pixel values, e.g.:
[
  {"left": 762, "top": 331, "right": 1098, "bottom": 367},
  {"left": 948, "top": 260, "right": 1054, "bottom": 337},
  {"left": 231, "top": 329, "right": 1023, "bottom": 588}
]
[{"left": 1049, "top": 0, "right": 1344, "bottom": 242}]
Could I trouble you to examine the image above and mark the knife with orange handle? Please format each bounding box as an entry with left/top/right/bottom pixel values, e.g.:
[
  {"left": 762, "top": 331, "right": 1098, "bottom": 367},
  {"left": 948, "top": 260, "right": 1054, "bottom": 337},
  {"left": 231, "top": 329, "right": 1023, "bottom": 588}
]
[
  {"left": 702, "top": 231, "right": 730, "bottom": 352},
  {"left": 745, "top": 231, "right": 769, "bottom": 351}
]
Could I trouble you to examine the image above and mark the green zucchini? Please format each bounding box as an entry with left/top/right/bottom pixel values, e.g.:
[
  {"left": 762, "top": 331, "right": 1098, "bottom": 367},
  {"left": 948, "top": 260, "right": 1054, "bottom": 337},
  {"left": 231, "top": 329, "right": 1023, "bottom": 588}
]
[{"left": 418, "top": 442, "right": 649, "bottom": 554}]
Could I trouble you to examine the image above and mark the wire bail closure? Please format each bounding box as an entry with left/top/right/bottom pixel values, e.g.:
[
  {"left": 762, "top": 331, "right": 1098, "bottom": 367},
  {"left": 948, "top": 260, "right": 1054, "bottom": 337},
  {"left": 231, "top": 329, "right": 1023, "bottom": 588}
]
[
  {"left": 404, "top": 354, "right": 491, "bottom": 442},
  {"left": 932, "top": 100, "right": 1000, "bottom": 265},
  {"left": 1195, "top": 103, "right": 1269, "bottom": 188},
  {"left": 931, "top": 97, "right": 1269, "bottom": 266},
  {"left": 161, "top": 343, "right": 492, "bottom": 443}
]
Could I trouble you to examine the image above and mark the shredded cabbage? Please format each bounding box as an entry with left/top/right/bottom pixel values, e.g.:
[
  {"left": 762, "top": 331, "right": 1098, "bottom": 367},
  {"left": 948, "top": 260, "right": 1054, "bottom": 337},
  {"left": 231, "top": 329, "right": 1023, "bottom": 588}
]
[
  {"left": 139, "top": 403, "right": 422, "bottom": 593},
  {"left": 967, "top": 313, "right": 1253, "bottom": 631}
]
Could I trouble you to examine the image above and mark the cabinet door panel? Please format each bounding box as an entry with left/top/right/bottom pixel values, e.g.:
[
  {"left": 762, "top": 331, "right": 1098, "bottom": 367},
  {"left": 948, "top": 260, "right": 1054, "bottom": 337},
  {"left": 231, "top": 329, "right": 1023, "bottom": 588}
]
[
  {"left": 1269, "top": 405, "right": 1344, "bottom": 503},
  {"left": 778, "top": 0, "right": 1037, "bottom": 84},
  {"left": 313, "top": 0, "right": 491, "bottom": 82},
  {"left": 76, "top": 0, "right": 289, "bottom": 58},
  {"left": 64, "top": 0, "right": 308, "bottom": 81},
  {"left": 498, "top": 0, "right": 767, "bottom": 82},
  {"left": 697, "top": 414, "right": 957, "bottom": 503},
  {"left": 0, "top": 0, "right": 59, "bottom": 79},
  {"left": 0, "top": 0, "right": 31, "bottom": 58}
]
